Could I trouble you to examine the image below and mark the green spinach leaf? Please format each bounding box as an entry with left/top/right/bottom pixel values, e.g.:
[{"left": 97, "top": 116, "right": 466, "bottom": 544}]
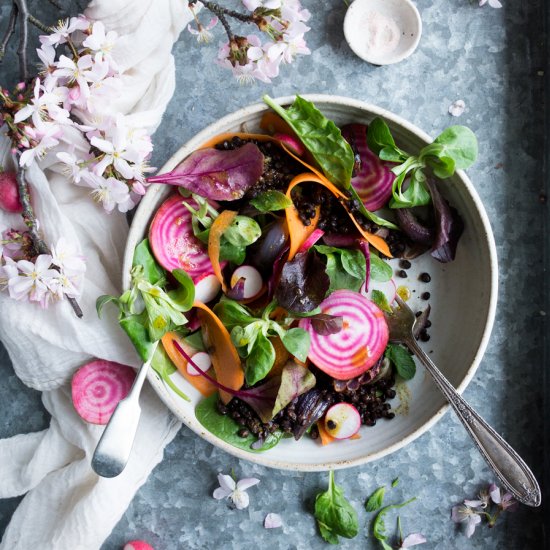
[
  {"left": 370, "top": 254, "right": 393, "bottom": 282},
  {"left": 314, "top": 471, "right": 359, "bottom": 544},
  {"left": 385, "top": 343, "right": 416, "bottom": 380},
  {"left": 195, "top": 394, "right": 283, "bottom": 452},
  {"left": 372, "top": 498, "right": 417, "bottom": 542},
  {"left": 315, "top": 245, "right": 366, "bottom": 293},
  {"left": 263, "top": 95, "right": 354, "bottom": 190},
  {"left": 245, "top": 331, "right": 276, "bottom": 386},
  {"left": 223, "top": 215, "right": 261, "bottom": 247}
]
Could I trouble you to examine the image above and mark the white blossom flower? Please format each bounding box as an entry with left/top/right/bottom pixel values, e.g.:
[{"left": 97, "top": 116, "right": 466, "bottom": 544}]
[
  {"left": 451, "top": 504, "right": 482, "bottom": 538},
  {"left": 56, "top": 150, "right": 93, "bottom": 183},
  {"left": 0, "top": 257, "right": 19, "bottom": 290},
  {"left": 53, "top": 54, "right": 94, "bottom": 104},
  {"left": 83, "top": 172, "right": 135, "bottom": 212},
  {"left": 36, "top": 43, "right": 58, "bottom": 88},
  {"left": 14, "top": 78, "right": 61, "bottom": 127},
  {"left": 488, "top": 484, "right": 518, "bottom": 512},
  {"left": 212, "top": 473, "right": 260, "bottom": 509},
  {"left": 40, "top": 16, "right": 90, "bottom": 47},
  {"left": 187, "top": 17, "right": 218, "bottom": 44},
  {"left": 50, "top": 237, "right": 86, "bottom": 276},
  {"left": 7, "top": 255, "right": 59, "bottom": 306},
  {"left": 82, "top": 21, "right": 118, "bottom": 67},
  {"left": 243, "top": 0, "right": 281, "bottom": 10},
  {"left": 19, "top": 122, "right": 62, "bottom": 167}
]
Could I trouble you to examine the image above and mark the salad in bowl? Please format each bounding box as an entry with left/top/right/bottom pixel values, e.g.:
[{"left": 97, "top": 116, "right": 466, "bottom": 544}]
[{"left": 100, "top": 95, "right": 496, "bottom": 468}]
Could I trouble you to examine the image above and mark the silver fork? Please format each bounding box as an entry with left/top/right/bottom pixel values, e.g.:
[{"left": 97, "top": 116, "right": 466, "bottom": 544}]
[{"left": 385, "top": 296, "right": 541, "bottom": 507}]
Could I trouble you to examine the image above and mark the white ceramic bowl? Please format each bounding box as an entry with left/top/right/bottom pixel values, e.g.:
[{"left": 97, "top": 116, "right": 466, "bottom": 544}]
[
  {"left": 343, "top": 0, "right": 422, "bottom": 65},
  {"left": 124, "top": 95, "right": 497, "bottom": 471}
]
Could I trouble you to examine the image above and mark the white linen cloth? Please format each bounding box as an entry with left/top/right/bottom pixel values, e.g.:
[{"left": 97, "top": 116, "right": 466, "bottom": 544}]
[{"left": 0, "top": 2, "right": 194, "bottom": 548}]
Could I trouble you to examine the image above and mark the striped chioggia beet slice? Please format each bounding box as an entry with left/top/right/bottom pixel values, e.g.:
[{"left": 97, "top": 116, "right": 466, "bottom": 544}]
[
  {"left": 299, "top": 289, "right": 389, "bottom": 380},
  {"left": 149, "top": 193, "right": 215, "bottom": 279},
  {"left": 71, "top": 360, "right": 135, "bottom": 425},
  {"left": 341, "top": 124, "right": 395, "bottom": 211}
]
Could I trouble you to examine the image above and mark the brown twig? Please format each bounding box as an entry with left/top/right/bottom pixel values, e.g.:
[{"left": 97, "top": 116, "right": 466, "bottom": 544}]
[
  {"left": 28, "top": 15, "right": 53, "bottom": 33},
  {"left": 16, "top": 168, "right": 84, "bottom": 318},
  {"left": 46, "top": 0, "right": 63, "bottom": 9},
  {"left": 0, "top": 5, "right": 18, "bottom": 61},
  {"left": 14, "top": 0, "right": 29, "bottom": 82}
]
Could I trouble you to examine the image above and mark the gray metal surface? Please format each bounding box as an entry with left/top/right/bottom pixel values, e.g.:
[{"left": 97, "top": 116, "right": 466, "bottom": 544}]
[{"left": 0, "top": 0, "right": 546, "bottom": 548}]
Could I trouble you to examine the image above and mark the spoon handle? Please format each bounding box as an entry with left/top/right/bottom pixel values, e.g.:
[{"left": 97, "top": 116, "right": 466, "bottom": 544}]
[
  {"left": 407, "top": 337, "right": 541, "bottom": 507},
  {"left": 91, "top": 341, "right": 159, "bottom": 478}
]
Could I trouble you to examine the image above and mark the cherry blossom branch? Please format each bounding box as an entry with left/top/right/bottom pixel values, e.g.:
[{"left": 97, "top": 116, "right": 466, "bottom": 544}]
[
  {"left": 14, "top": 0, "right": 30, "bottom": 82},
  {"left": 16, "top": 168, "right": 83, "bottom": 318},
  {"left": 0, "top": 5, "right": 17, "bottom": 61}
]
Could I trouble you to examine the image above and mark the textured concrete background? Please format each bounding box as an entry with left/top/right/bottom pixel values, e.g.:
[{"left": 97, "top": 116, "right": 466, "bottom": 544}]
[{"left": 0, "top": 0, "right": 546, "bottom": 548}]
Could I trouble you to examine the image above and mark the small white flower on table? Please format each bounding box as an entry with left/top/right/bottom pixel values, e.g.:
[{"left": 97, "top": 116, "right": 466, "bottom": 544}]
[{"left": 213, "top": 472, "right": 260, "bottom": 510}]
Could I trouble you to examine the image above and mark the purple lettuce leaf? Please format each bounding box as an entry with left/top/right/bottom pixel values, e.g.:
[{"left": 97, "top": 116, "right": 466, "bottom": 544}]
[
  {"left": 147, "top": 143, "right": 264, "bottom": 201},
  {"left": 310, "top": 313, "right": 344, "bottom": 336},
  {"left": 426, "top": 180, "right": 464, "bottom": 262},
  {"left": 274, "top": 250, "right": 330, "bottom": 313}
]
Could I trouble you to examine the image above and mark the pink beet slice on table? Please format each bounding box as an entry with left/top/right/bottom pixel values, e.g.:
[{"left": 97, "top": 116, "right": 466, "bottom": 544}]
[
  {"left": 123, "top": 541, "right": 155, "bottom": 550},
  {"left": 72, "top": 360, "right": 135, "bottom": 425}
]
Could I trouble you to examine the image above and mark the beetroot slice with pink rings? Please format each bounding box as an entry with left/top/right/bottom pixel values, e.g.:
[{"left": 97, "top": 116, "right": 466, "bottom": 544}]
[
  {"left": 149, "top": 193, "right": 215, "bottom": 278},
  {"left": 299, "top": 289, "right": 389, "bottom": 380},
  {"left": 72, "top": 360, "right": 135, "bottom": 425}
]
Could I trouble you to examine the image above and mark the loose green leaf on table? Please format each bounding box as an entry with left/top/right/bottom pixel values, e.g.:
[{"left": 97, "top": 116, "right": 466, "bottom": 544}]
[
  {"left": 314, "top": 470, "right": 359, "bottom": 544},
  {"left": 372, "top": 498, "right": 417, "bottom": 542},
  {"left": 365, "top": 485, "right": 386, "bottom": 512},
  {"left": 385, "top": 343, "right": 416, "bottom": 380},
  {"left": 263, "top": 94, "right": 355, "bottom": 190}
]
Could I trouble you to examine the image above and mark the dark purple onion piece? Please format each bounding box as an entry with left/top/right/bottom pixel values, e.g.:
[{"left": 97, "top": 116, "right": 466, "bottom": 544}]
[
  {"left": 347, "top": 378, "right": 360, "bottom": 391},
  {"left": 226, "top": 277, "right": 246, "bottom": 300},
  {"left": 292, "top": 388, "right": 331, "bottom": 440},
  {"left": 395, "top": 207, "right": 435, "bottom": 247},
  {"left": 267, "top": 245, "right": 290, "bottom": 298},
  {"left": 333, "top": 380, "right": 348, "bottom": 393},
  {"left": 247, "top": 218, "right": 289, "bottom": 276},
  {"left": 426, "top": 180, "right": 464, "bottom": 263}
]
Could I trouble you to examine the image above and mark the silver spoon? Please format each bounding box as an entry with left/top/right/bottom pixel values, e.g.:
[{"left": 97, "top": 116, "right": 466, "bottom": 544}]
[
  {"left": 385, "top": 296, "right": 541, "bottom": 507},
  {"left": 91, "top": 341, "right": 159, "bottom": 478}
]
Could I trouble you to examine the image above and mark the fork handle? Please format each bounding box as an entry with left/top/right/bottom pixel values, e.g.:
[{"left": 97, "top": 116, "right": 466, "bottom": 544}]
[{"left": 407, "top": 338, "right": 541, "bottom": 507}]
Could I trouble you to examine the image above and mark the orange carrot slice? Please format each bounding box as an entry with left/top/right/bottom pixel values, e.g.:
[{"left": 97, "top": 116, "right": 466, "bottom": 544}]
[
  {"left": 260, "top": 112, "right": 295, "bottom": 137},
  {"left": 268, "top": 337, "right": 291, "bottom": 379},
  {"left": 161, "top": 332, "right": 217, "bottom": 397},
  {"left": 194, "top": 301, "right": 244, "bottom": 404},
  {"left": 286, "top": 173, "right": 321, "bottom": 260},
  {"left": 208, "top": 210, "right": 237, "bottom": 293}
]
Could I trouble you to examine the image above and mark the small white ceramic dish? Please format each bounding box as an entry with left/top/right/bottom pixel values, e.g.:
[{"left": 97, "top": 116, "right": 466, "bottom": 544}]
[
  {"left": 123, "top": 95, "right": 497, "bottom": 471},
  {"left": 344, "top": 0, "right": 422, "bottom": 65}
]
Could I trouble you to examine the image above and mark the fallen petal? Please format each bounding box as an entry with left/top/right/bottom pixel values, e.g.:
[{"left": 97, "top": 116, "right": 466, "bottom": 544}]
[
  {"left": 264, "top": 513, "right": 283, "bottom": 529},
  {"left": 448, "top": 99, "right": 466, "bottom": 117}
]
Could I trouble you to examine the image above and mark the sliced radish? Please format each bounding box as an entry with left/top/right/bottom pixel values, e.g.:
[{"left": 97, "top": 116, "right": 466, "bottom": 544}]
[
  {"left": 299, "top": 290, "right": 389, "bottom": 380},
  {"left": 194, "top": 272, "right": 221, "bottom": 303},
  {"left": 274, "top": 132, "right": 305, "bottom": 156},
  {"left": 187, "top": 351, "right": 212, "bottom": 376},
  {"left": 297, "top": 228, "right": 324, "bottom": 254},
  {"left": 149, "top": 194, "right": 214, "bottom": 279},
  {"left": 229, "top": 265, "right": 263, "bottom": 299},
  {"left": 324, "top": 403, "right": 361, "bottom": 439},
  {"left": 71, "top": 360, "right": 135, "bottom": 425},
  {"left": 360, "top": 278, "right": 397, "bottom": 304}
]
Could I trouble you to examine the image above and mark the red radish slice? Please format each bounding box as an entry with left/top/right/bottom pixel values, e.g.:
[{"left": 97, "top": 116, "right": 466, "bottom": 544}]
[
  {"left": 273, "top": 132, "right": 305, "bottom": 156},
  {"left": 297, "top": 228, "right": 324, "bottom": 254},
  {"left": 194, "top": 273, "right": 221, "bottom": 303},
  {"left": 149, "top": 194, "right": 214, "bottom": 279},
  {"left": 123, "top": 541, "right": 155, "bottom": 550},
  {"left": 230, "top": 265, "right": 263, "bottom": 299},
  {"left": 299, "top": 290, "right": 389, "bottom": 380},
  {"left": 360, "top": 278, "right": 397, "bottom": 303},
  {"left": 72, "top": 360, "right": 135, "bottom": 425},
  {"left": 187, "top": 351, "right": 212, "bottom": 376},
  {"left": 324, "top": 403, "right": 361, "bottom": 439},
  {"left": 341, "top": 124, "right": 395, "bottom": 211}
]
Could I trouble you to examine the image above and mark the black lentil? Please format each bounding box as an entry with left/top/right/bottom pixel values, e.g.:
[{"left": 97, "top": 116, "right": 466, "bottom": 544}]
[
  {"left": 399, "top": 259, "right": 412, "bottom": 270},
  {"left": 397, "top": 269, "right": 407, "bottom": 278},
  {"left": 421, "top": 292, "right": 431, "bottom": 300},
  {"left": 419, "top": 272, "right": 431, "bottom": 283},
  {"left": 420, "top": 330, "right": 431, "bottom": 342}
]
